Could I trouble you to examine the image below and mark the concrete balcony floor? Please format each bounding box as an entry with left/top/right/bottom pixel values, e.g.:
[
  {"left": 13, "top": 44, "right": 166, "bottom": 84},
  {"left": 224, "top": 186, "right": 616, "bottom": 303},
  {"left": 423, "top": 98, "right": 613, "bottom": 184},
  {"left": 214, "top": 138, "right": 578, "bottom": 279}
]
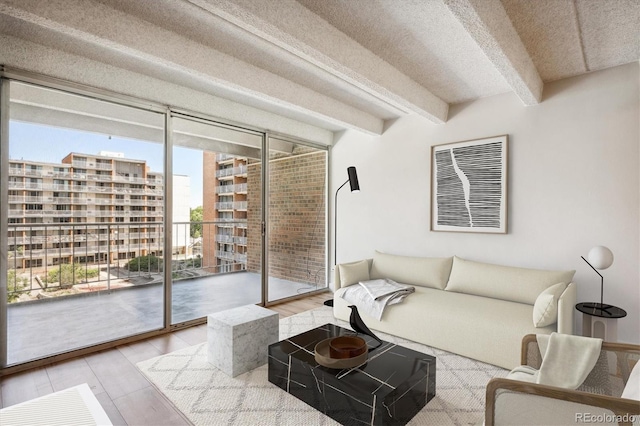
[{"left": 6, "top": 272, "right": 324, "bottom": 366}]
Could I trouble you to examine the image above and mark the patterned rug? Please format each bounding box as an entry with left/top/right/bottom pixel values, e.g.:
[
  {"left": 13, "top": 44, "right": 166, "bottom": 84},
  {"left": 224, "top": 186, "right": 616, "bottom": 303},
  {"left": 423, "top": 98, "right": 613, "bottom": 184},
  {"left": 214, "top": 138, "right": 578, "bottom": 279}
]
[{"left": 137, "top": 307, "right": 508, "bottom": 425}]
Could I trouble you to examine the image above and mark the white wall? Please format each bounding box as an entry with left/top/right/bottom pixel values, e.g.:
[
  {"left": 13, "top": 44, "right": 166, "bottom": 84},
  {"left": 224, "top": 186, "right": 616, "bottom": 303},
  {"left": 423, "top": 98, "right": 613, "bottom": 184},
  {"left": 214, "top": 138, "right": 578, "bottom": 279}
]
[{"left": 332, "top": 63, "right": 640, "bottom": 344}]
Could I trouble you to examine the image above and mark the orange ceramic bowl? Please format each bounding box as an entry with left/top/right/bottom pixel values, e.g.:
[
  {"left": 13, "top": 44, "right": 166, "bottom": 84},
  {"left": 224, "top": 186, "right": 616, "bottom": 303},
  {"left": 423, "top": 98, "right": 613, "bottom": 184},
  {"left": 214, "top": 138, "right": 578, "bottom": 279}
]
[{"left": 329, "top": 336, "right": 367, "bottom": 359}]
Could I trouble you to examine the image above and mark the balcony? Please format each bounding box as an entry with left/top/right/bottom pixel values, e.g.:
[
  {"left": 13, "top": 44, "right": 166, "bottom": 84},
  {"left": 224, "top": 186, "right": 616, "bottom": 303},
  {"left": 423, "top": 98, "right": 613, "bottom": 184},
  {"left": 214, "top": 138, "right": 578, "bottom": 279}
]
[
  {"left": 216, "top": 153, "right": 235, "bottom": 162},
  {"left": 8, "top": 196, "right": 43, "bottom": 203},
  {"left": 215, "top": 168, "right": 234, "bottom": 178},
  {"left": 52, "top": 170, "right": 72, "bottom": 178},
  {"left": 95, "top": 162, "right": 113, "bottom": 170},
  {"left": 215, "top": 183, "right": 247, "bottom": 194},
  {"left": 24, "top": 168, "right": 43, "bottom": 176},
  {"left": 5, "top": 220, "right": 325, "bottom": 365}
]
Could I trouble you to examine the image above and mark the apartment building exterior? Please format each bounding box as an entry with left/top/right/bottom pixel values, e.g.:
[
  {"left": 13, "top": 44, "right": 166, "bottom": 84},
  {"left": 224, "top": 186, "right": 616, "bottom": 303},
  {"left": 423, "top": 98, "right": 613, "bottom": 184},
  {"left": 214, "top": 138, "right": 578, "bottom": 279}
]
[
  {"left": 202, "top": 152, "right": 249, "bottom": 274},
  {"left": 7, "top": 152, "right": 165, "bottom": 270}
]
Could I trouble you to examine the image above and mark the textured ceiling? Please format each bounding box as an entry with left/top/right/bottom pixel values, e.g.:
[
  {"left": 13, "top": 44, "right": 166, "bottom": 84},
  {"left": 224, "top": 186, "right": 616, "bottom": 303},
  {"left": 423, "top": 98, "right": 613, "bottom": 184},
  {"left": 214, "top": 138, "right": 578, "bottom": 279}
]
[{"left": 0, "top": 0, "right": 637, "bottom": 136}]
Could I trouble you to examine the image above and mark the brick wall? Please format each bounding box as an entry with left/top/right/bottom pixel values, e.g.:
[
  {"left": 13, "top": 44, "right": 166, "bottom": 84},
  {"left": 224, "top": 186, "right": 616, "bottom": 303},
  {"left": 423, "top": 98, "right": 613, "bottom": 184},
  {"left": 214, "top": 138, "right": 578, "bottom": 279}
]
[{"left": 247, "top": 151, "right": 326, "bottom": 286}]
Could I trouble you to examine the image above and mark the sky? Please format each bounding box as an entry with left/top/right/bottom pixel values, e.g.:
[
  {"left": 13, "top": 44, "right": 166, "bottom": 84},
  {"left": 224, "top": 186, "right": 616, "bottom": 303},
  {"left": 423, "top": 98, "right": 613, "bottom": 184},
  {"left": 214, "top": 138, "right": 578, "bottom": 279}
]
[{"left": 9, "top": 121, "right": 204, "bottom": 208}]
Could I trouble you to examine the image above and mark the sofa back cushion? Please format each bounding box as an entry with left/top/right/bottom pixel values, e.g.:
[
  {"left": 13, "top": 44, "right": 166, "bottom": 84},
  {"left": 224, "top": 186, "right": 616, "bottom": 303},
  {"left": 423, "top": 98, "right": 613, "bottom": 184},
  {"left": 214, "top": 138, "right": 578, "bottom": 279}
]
[
  {"left": 445, "top": 256, "right": 575, "bottom": 305},
  {"left": 370, "top": 251, "right": 453, "bottom": 289}
]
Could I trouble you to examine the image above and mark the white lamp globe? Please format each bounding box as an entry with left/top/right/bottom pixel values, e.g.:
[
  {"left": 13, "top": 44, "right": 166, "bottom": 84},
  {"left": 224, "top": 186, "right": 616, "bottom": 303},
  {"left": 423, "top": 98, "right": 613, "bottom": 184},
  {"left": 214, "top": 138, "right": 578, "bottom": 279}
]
[{"left": 587, "top": 246, "right": 614, "bottom": 270}]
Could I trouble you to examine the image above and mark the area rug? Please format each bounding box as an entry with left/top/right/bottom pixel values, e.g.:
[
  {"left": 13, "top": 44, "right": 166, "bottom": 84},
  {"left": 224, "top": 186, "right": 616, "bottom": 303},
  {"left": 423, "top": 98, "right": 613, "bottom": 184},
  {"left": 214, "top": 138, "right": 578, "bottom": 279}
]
[
  {"left": 137, "top": 307, "right": 508, "bottom": 425},
  {"left": 0, "top": 383, "right": 112, "bottom": 426}
]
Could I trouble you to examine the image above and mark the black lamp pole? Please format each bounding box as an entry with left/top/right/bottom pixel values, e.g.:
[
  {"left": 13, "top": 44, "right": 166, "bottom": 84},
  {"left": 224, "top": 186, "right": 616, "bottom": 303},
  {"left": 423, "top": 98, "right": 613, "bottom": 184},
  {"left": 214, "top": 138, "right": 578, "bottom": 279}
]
[
  {"left": 334, "top": 166, "right": 360, "bottom": 265},
  {"left": 581, "top": 256, "right": 609, "bottom": 312}
]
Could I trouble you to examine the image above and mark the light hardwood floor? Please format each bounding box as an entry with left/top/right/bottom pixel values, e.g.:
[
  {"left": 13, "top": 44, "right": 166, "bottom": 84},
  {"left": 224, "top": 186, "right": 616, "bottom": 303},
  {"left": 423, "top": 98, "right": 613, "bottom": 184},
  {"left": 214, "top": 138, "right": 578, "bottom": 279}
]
[{"left": 0, "top": 293, "right": 330, "bottom": 425}]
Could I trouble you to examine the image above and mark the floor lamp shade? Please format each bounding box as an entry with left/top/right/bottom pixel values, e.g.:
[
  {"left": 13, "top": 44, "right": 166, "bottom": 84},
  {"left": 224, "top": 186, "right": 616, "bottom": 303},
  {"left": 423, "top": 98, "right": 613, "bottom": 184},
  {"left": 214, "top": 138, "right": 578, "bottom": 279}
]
[
  {"left": 335, "top": 166, "right": 360, "bottom": 265},
  {"left": 347, "top": 166, "right": 360, "bottom": 192}
]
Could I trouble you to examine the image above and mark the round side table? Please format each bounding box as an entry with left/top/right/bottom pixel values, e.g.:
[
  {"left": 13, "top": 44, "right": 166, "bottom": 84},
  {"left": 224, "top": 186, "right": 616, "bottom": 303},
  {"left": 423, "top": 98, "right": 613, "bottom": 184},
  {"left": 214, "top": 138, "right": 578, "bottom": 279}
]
[{"left": 575, "top": 302, "right": 627, "bottom": 341}]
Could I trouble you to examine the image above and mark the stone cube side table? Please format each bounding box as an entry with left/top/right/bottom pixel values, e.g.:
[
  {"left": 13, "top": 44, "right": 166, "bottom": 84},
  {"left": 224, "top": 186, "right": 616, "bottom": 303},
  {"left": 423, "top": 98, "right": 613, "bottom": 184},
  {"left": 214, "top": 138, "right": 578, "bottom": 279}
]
[{"left": 207, "top": 304, "right": 279, "bottom": 377}]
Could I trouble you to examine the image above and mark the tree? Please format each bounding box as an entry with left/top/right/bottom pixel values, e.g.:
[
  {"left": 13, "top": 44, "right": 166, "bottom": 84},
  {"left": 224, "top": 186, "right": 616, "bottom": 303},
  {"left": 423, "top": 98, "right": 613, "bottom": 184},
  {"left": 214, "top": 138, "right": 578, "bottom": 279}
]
[
  {"left": 190, "top": 206, "right": 203, "bottom": 238},
  {"left": 44, "top": 264, "right": 99, "bottom": 289},
  {"left": 126, "top": 255, "right": 163, "bottom": 272}
]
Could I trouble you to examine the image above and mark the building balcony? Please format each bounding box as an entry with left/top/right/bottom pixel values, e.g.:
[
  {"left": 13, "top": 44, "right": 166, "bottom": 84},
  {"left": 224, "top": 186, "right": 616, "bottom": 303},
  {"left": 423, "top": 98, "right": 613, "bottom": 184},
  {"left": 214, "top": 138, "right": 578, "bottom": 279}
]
[
  {"left": 5, "top": 269, "right": 318, "bottom": 365},
  {"left": 215, "top": 202, "right": 234, "bottom": 210},
  {"left": 113, "top": 175, "right": 147, "bottom": 184},
  {"left": 5, "top": 219, "right": 326, "bottom": 364},
  {"left": 216, "top": 234, "right": 234, "bottom": 243},
  {"left": 87, "top": 174, "right": 113, "bottom": 182},
  {"left": 9, "top": 182, "right": 44, "bottom": 190},
  {"left": 95, "top": 162, "right": 113, "bottom": 170},
  {"left": 216, "top": 251, "right": 235, "bottom": 260},
  {"left": 215, "top": 168, "right": 234, "bottom": 178},
  {"left": 215, "top": 183, "right": 248, "bottom": 194},
  {"left": 8, "top": 196, "right": 43, "bottom": 203}
]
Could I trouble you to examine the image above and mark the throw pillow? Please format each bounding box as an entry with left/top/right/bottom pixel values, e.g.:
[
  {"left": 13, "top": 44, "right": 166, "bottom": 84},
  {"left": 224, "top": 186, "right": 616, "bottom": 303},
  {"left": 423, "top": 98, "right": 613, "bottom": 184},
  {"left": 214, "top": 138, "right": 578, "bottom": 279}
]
[
  {"left": 621, "top": 360, "right": 640, "bottom": 401},
  {"left": 533, "top": 282, "right": 567, "bottom": 327},
  {"left": 338, "top": 260, "right": 370, "bottom": 287}
]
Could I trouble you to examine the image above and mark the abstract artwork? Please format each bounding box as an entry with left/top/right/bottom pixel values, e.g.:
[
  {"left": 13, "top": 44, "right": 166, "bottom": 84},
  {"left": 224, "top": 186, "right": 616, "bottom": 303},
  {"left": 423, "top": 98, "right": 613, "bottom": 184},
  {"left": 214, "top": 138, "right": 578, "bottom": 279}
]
[{"left": 431, "top": 135, "right": 508, "bottom": 233}]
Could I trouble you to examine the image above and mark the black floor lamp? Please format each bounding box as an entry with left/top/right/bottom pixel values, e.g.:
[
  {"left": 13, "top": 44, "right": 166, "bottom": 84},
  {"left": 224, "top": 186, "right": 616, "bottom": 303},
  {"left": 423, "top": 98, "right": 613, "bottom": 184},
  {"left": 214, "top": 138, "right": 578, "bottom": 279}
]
[
  {"left": 335, "top": 166, "right": 360, "bottom": 265},
  {"left": 325, "top": 166, "right": 360, "bottom": 307}
]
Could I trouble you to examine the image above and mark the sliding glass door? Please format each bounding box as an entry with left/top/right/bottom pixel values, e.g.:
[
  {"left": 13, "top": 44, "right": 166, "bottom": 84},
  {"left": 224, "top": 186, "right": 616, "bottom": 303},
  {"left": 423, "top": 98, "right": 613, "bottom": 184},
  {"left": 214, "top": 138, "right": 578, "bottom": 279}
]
[
  {"left": 4, "top": 81, "right": 166, "bottom": 365},
  {"left": 170, "top": 114, "right": 263, "bottom": 324},
  {"left": 266, "top": 137, "right": 328, "bottom": 303},
  {"left": 0, "top": 75, "right": 329, "bottom": 369}
]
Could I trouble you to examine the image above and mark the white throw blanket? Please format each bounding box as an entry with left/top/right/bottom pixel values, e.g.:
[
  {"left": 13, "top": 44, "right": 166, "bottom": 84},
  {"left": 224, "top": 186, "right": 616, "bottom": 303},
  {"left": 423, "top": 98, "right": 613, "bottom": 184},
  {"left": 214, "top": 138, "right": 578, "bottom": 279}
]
[
  {"left": 507, "top": 333, "right": 602, "bottom": 389},
  {"left": 341, "top": 278, "right": 414, "bottom": 320}
]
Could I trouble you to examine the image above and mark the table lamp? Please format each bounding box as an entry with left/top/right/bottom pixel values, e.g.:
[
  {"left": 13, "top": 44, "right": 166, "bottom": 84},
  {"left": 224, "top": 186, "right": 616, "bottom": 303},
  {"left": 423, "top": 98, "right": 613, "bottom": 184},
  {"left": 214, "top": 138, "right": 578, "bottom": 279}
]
[{"left": 581, "top": 246, "right": 614, "bottom": 312}]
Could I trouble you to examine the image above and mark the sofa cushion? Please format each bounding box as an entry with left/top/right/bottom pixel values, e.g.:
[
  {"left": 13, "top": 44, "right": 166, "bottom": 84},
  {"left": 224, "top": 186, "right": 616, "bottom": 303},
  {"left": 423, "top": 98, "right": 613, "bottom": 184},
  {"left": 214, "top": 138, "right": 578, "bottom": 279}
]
[
  {"left": 533, "top": 283, "right": 567, "bottom": 327},
  {"left": 445, "top": 256, "right": 576, "bottom": 305},
  {"left": 338, "top": 259, "right": 370, "bottom": 287},
  {"left": 369, "top": 251, "right": 453, "bottom": 289},
  {"left": 334, "top": 285, "right": 554, "bottom": 369}
]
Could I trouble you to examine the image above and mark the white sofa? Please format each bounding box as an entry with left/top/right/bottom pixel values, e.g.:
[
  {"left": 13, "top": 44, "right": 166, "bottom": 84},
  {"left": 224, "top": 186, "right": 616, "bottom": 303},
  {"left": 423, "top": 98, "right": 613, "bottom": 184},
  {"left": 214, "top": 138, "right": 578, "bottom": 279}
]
[{"left": 333, "top": 252, "right": 576, "bottom": 369}]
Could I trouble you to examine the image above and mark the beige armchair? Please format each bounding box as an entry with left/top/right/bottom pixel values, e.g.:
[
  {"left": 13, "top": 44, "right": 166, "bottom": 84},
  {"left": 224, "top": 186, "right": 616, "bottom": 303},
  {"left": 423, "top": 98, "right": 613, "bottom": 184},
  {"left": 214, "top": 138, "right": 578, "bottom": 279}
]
[{"left": 486, "top": 334, "right": 640, "bottom": 425}]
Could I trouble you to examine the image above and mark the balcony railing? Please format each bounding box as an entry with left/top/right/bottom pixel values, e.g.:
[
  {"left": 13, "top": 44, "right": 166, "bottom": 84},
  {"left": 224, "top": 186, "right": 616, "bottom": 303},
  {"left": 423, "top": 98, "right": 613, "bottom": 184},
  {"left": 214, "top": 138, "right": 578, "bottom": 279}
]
[
  {"left": 215, "top": 165, "right": 248, "bottom": 178},
  {"left": 215, "top": 183, "right": 248, "bottom": 194},
  {"left": 7, "top": 221, "right": 250, "bottom": 301},
  {"left": 95, "top": 162, "right": 113, "bottom": 170}
]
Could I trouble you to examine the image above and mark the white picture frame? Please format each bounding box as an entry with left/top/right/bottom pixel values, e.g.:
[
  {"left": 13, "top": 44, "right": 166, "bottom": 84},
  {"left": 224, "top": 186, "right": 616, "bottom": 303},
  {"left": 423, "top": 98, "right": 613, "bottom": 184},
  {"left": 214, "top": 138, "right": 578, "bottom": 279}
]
[{"left": 431, "top": 135, "right": 508, "bottom": 234}]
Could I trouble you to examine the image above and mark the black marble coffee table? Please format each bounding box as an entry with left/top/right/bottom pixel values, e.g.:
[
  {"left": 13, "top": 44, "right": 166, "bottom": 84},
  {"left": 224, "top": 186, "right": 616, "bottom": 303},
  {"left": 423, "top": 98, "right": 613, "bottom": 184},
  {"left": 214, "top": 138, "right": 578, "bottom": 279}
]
[{"left": 268, "top": 324, "right": 436, "bottom": 425}]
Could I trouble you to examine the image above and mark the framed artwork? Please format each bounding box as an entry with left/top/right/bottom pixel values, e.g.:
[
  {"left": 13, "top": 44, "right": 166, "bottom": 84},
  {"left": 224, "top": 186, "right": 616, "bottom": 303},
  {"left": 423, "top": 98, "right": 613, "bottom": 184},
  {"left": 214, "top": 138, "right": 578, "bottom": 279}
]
[{"left": 431, "top": 135, "right": 508, "bottom": 233}]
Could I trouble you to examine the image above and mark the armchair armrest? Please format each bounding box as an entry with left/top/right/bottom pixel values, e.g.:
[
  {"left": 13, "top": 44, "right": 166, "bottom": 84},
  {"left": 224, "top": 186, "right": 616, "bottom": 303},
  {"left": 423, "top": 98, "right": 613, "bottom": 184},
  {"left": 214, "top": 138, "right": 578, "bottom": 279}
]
[
  {"left": 521, "top": 334, "right": 640, "bottom": 370},
  {"left": 486, "top": 378, "right": 640, "bottom": 426}
]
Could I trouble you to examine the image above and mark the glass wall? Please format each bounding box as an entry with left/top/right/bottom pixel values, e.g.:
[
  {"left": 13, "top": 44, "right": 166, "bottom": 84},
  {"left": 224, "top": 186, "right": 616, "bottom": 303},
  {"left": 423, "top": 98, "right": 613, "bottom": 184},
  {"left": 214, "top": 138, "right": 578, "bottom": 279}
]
[
  {"left": 267, "top": 137, "right": 328, "bottom": 303},
  {"left": 170, "top": 115, "right": 263, "bottom": 324},
  {"left": 4, "top": 81, "right": 165, "bottom": 365},
  {"left": 0, "top": 75, "right": 329, "bottom": 369}
]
